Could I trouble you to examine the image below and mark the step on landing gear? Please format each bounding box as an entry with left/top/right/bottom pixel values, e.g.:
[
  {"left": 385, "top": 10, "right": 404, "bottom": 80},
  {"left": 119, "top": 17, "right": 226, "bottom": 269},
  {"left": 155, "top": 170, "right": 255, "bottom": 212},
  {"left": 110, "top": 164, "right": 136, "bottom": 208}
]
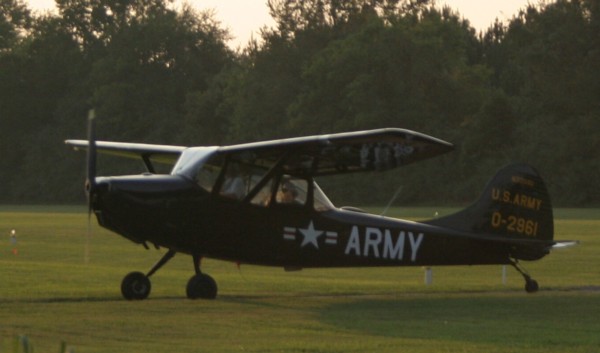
[
  {"left": 120, "top": 250, "right": 217, "bottom": 300},
  {"left": 510, "top": 259, "right": 539, "bottom": 293}
]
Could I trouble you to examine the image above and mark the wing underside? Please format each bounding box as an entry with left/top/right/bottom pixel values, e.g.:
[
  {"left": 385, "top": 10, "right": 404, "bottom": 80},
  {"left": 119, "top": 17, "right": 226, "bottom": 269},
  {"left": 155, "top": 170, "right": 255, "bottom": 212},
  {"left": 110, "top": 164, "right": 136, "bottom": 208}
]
[
  {"left": 66, "top": 128, "right": 453, "bottom": 177},
  {"left": 65, "top": 140, "right": 186, "bottom": 171},
  {"left": 219, "top": 128, "right": 454, "bottom": 177}
]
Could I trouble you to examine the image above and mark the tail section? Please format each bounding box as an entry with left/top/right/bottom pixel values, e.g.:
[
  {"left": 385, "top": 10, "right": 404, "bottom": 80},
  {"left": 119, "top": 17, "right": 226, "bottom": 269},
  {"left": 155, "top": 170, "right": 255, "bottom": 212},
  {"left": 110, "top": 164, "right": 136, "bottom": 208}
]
[{"left": 427, "top": 163, "right": 553, "bottom": 260}]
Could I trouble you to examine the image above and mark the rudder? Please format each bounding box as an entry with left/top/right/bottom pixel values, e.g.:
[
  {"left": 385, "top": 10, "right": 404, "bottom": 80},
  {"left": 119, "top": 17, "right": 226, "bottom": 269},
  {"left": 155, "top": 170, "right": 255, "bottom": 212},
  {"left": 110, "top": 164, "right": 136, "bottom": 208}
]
[{"left": 427, "top": 163, "right": 554, "bottom": 259}]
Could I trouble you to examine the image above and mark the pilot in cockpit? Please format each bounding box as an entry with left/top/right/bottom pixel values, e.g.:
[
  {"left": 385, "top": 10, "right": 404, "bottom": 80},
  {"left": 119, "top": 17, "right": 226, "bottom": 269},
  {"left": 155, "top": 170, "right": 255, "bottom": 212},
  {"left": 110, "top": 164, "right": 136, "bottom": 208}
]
[{"left": 276, "top": 180, "right": 300, "bottom": 205}]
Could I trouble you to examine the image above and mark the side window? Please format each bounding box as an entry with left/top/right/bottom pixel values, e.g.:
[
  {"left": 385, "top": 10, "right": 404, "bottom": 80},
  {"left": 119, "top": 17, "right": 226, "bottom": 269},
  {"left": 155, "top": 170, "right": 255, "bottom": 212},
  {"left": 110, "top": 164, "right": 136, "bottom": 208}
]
[
  {"left": 275, "top": 177, "right": 307, "bottom": 206},
  {"left": 250, "top": 179, "right": 275, "bottom": 206},
  {"left": 220, "top": 161, "right": 247, "bottom": 200},
  {"left": 195, "top": 154, "right": 267, "bottom": 201},
  {"left": 195, "top": 155, "right": 223, "bottom": 192},
  {"left": 249, "top": 176, "right": 307, "bottom": 207},
  {"left": 194, "top": 151, "right": 335, "bottom": 212}
]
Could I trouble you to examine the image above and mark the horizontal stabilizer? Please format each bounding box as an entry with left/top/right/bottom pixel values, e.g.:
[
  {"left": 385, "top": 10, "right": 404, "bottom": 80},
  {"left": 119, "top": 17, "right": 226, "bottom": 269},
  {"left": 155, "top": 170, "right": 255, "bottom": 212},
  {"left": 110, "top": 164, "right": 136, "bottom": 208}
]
[{"left": 549, "top": 241, "right": 579, "bottom": 250}]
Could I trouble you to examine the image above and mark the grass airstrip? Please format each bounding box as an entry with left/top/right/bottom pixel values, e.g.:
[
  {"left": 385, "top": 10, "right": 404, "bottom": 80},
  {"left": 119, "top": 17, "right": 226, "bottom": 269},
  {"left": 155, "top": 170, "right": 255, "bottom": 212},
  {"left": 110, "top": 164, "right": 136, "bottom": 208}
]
[{"left": 1, "top": 206, "right": 598, "bottom": 352}]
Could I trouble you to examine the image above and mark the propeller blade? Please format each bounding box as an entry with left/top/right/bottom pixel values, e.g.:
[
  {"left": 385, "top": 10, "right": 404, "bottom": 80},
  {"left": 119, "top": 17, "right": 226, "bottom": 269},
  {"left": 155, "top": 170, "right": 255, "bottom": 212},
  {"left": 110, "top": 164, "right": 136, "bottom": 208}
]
[
  {"left": 86, "top": 109, "right": 97, "bottom": 207},
  {"left": 85, "top": 109, "right": 96, "bottom": 264}
]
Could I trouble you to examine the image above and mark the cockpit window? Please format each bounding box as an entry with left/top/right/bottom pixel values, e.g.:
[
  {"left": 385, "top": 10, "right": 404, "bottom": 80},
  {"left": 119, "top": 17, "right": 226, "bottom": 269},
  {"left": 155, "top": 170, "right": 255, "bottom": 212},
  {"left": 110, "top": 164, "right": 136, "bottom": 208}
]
[
  {"left": 195, "top": 154, "right": 224, "bottom": 192},
  {"left": 220, "top": 160, "right": 270, "bottom": 200},
  {"left": 194, "top": 151, "right": 335, "bottom": 211},
  {"left": 313, "top": 181, "right": 335, "bottom": 211},
  {"left": 250, "top": 175, "right": 335, "bottom": 211},
  {"left": 195, "top": 153, "right": 271, "bottom": 201},
  {"left": 275, "top": 177, "right": 307, "bottom": 206},
  {"left": 249, "top": 176, "right": 307, "bottom": 207}
]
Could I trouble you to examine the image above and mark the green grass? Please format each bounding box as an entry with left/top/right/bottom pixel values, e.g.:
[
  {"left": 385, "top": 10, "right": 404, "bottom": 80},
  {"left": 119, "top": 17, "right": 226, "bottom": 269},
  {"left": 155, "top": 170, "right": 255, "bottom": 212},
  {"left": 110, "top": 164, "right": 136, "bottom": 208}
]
[{"left": 1, "top": 207, "right": 599, "bottom": 352}]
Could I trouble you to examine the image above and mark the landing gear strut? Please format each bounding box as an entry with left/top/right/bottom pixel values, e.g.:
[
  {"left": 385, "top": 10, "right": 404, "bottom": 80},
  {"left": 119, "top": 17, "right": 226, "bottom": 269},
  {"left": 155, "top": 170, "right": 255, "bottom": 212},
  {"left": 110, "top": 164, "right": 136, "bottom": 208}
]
[
  {"left": 121, "top": 249, "right": 175, "bottom": 300},
  {"left": 186, "top": 254, "right": 218, "bottom": 300},
  {"left": 120, "top": 249, "right": 218, "bottom": 300},
  {"left": 510, "top": 259, "right": 539, "bottom": 293}
]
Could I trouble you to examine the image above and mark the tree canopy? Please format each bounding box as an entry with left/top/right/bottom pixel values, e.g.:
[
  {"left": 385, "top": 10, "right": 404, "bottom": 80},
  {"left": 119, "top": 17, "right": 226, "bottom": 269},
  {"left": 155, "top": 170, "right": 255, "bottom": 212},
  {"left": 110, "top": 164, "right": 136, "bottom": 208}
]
[{"left": 0, "top": 0, "right": 598, "bottom": 206}]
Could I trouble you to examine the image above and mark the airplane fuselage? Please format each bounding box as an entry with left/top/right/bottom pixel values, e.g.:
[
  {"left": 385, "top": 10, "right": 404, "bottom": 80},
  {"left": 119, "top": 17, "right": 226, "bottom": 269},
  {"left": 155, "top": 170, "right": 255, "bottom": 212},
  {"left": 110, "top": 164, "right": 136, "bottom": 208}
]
[
  {"left": 93, "top": 174, "right": 511, "bottom": 270},
  {"left": 67, "top": 126, "right": 563, "bottom": 299}
]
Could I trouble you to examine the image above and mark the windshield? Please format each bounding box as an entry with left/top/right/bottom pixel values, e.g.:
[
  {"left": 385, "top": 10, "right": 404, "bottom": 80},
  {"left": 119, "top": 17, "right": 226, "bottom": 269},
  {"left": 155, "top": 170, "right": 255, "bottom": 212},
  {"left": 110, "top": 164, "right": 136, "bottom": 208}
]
[
  {"left": 171, "top": 147, "right": 219, "bottom": 178},
  {"left": 312, "top": 181, "right": 335, "bottom": 211}
]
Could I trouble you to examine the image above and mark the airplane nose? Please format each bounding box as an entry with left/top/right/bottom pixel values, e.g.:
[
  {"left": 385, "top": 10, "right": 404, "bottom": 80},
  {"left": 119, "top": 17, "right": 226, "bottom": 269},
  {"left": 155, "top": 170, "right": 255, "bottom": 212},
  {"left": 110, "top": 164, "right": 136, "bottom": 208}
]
[
  {"left": 91, "top": 174, "right": 194, "bottom": 211},
  {"left": 89, "top": 178, "right": 110, "bottom": 212},
  {"left": 89, "top": 174, "right": 196, "bottom": 241}
]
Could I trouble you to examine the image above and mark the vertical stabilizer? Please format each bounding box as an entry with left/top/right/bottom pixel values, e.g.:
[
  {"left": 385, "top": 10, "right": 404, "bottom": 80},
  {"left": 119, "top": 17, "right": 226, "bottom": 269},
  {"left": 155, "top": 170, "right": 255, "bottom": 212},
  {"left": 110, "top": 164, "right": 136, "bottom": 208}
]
[{"left": 426, "top": 163, "right": 553, "bottom": 260}]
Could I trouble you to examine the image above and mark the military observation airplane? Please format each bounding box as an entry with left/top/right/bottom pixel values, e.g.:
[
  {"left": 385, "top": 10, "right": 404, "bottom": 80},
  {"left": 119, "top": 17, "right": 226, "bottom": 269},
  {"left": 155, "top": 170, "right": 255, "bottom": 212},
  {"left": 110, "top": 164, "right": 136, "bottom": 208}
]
[{"left": 66, "top": 114, "right": 576, "bottom": 300}]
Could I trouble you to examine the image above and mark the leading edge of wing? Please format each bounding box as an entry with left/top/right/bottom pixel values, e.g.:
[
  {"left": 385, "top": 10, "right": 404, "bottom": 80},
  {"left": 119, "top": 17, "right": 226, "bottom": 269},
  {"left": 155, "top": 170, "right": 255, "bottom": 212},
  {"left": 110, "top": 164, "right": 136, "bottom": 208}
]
[
  {"left": 221, "top": 128, "right": 453, "bottom": 152},
  {"left": 219, "top": 128, "right": 454, "bottom": 176},
  {"left": 65, "top": 140, "right": 187, "bottom": 164}
]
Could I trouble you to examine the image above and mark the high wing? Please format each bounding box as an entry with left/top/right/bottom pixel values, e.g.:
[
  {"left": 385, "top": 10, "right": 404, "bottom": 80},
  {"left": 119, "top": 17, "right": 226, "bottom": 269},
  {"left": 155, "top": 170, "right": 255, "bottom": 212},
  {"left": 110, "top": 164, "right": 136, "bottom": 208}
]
[
  {"left": 65, "top": 140, "right": 186, "bottom": 172},
  {"left": 66, "top": 128, "right": 453, "bottom": 176},
  {"left": 219, "top": 128, "right": 453, "bottom": 177}
]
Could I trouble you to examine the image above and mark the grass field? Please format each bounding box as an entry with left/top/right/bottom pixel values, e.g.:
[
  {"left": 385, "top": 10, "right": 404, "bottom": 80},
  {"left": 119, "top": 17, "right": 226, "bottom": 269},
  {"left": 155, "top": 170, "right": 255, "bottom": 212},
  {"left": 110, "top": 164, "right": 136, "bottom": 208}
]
[{"left": 0, "top": 206, "right": 598, "bottom": 352}]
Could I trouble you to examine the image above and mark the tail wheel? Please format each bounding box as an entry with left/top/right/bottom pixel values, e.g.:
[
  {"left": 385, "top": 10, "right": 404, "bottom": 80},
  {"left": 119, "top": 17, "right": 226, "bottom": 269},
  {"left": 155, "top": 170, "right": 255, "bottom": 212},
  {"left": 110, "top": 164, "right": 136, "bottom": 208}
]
[
  {"left": 525, "top": 278, "right": 539, "bottom": 293},
  {"left": 186, "top": 273, "right": 217, "bottom": 299},
  {"left": 510, "top": 259, "right": 540, "bottom": 294},
  {"left": 121, "top": 271, "right": 151, "bottom": 300}
]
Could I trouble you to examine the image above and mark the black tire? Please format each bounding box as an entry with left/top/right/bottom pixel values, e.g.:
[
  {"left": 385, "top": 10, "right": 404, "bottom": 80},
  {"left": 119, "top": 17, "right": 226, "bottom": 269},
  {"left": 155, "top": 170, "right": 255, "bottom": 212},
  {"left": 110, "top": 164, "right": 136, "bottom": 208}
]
[
  {"left": 121, "top": 271, "right": 151, "bottom": 300},
  {"left": 186, "top": 274, "right": 218, "bottom": 300},
  {"left": 525, "top": 279, "right": 539, "bottom": 293}
]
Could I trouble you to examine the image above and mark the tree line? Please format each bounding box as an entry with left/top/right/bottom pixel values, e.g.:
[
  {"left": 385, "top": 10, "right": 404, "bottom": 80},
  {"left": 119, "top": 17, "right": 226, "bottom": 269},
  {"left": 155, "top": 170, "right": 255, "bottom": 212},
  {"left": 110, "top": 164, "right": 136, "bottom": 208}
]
[{"left": 1, "top": 0, "right": 598, "bottom": 206}]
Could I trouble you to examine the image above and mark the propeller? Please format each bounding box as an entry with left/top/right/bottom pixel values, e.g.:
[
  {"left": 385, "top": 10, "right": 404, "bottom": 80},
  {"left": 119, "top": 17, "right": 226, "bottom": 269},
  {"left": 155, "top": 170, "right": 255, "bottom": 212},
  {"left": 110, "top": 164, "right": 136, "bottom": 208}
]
[
  {"left": 85, "top": 109, "right": 97, "bottom": 264},
  {"left": 86, "top": 109, "right": 97, "bottom": 208}
]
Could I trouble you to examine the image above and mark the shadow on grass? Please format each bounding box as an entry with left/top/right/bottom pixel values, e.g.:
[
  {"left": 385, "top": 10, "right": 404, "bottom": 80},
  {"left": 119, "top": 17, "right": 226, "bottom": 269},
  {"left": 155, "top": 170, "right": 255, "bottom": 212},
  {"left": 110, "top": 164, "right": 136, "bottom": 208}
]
[
  {"left": 0, "top": 295, "right": 188, "bottom": 304},
  {"left": 317, "top": 293, "right": 600, "bottom": 349}
]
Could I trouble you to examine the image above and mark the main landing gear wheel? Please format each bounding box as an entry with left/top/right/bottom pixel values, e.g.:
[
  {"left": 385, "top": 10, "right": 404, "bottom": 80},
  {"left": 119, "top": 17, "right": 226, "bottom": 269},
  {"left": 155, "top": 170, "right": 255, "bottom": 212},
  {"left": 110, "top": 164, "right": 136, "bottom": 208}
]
[
  {"left": 119, "top": 249, "right": 176, "bottom": 300},
  {"left": 121, "top": 271, "right": 151, "bottom": 300},
  {"left": 119, "top": 250, "right": 219, "bottom": 300},
  {"left": 186, "top": 273, "right": 218, "bottom": 300}
]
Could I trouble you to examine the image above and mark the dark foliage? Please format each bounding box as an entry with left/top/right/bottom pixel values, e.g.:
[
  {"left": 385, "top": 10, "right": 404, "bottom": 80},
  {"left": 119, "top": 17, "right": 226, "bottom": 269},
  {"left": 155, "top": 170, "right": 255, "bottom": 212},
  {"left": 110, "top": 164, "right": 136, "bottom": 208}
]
[{"left": 0, "top": 0, "right": 597, "bottom": 206}]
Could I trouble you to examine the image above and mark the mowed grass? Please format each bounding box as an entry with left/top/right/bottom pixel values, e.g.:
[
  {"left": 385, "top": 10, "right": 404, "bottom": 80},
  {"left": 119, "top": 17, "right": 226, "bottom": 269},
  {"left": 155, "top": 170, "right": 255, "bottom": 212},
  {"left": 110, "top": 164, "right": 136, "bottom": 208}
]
[{"left": 0, "top": 206, "right": 599, "bottom": 352}]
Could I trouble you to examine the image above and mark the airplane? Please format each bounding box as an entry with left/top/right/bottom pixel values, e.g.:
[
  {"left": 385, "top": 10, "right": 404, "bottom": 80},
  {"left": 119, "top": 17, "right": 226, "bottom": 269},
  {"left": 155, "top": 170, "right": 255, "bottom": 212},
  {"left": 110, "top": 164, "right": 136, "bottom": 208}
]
[{"left": 65, "top": 112, "right": 576, "bottom": 300}]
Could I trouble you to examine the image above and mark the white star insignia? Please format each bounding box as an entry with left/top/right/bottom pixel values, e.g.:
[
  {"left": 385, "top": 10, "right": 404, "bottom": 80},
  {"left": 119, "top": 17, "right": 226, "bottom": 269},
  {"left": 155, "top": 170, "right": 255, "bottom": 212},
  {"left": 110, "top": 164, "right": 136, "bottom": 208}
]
[{"left": 299, "top": 221, "right": 323, "bottom": 249}]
